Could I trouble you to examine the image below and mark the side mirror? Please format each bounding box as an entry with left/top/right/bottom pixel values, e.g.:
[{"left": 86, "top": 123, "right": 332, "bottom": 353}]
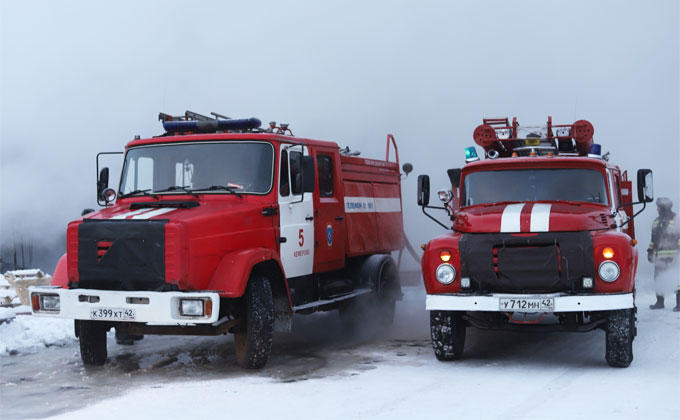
[
  {"left": 447, "top": 168, "right": 462, "bottom": 189},
  {"left": 402, "top": 162, "right": 413, "bottom": 176},
  {"left": 302, "top": 156, "right": 315, "bottom": 193},
  {"left": 97, "top": 167, "right": 109, "bottom": 200},
  {"left": 417, "top": 175, "right": 430, "bottom": 206},
  {"left": 637, "top": 169, "right": 654, "bottom": 203}
]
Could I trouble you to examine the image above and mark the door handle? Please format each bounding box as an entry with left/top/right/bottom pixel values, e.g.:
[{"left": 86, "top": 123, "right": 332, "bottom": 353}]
[
  {"left": 335, "top": 216, "right": 344, "bottom": 221},
  {"left": 305, "top": 216, "right": 314, "bottom": 221}
]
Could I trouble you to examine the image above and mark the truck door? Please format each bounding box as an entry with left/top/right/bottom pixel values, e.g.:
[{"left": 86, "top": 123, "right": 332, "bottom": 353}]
[
  {"left": 313, "top": 152, "right": 346, "bottom": 272},
  {"left": 278, "top": 145, "right": 315, "bottom": 278}
]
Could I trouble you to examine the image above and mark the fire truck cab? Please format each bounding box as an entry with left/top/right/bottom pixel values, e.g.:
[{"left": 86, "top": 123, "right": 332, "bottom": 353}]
[
  {"left": 31, "top": 112, "right": 408, "bottom": 369},
  {"left": 417, "top": 117, "right": 653, "bottom": 367}
]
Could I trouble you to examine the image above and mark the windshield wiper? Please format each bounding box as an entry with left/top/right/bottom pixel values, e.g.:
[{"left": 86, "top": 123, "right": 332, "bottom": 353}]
[
  {"left": 119, "top": 189, "right": 159, "bottom": 200},
  {"left": 476, "top": 200, "right": 522, "bottom": 207},
  {"left": 197, "top": 185, "right": 242, "bottom": 198},
  {"left": 156, "top": 186, "right": 199, "bottom": 198},
  {"left": 538, "top": 200, "right": 584, "bottom": 206}
]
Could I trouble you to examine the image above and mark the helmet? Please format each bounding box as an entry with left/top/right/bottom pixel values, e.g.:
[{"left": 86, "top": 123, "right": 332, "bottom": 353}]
[{"left": 656, "top": 197, "right": 673, "bottom": 211}]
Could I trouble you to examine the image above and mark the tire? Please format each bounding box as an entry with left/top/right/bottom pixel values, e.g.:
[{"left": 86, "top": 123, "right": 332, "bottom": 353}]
[
  {"left": 234, "top": 275, "right": 274, "bottom": 369},
  {"left": 374, "top": 258, "right": 399, "bottom": 328},
  {"left": 79, "top": 321, "right": 108, "bottom": 366},
  {"left": 430, "top": 310, "right": 466, "bottom": 361},
  {"left": 339, "top": 256, "right": 399, "bottom": 332},
  {"left": 605, "top": 308, "right": 635, "bottom": 368}
]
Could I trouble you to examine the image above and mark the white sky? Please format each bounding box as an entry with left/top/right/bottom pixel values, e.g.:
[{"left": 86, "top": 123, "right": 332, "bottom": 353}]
[{"left": 1, "top": 0, "right": 678, "bottom": 272}]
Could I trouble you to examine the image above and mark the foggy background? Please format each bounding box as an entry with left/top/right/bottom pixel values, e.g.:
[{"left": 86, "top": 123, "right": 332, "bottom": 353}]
[{"left": 1, "top": 0, "right": 678, "bottom": 279}]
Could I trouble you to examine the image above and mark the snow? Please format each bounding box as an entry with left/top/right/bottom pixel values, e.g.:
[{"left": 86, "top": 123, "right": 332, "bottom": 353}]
[
  {"left": 44, "top": 287, "right": 680, "bottom": 420},
  {"left": 1, "top": 285, "right": 678, "bottom": 420},
  {"left": 0, "top": 307, "right": 75, "bottom": 355},
  {"left": 0, "top": 289, "right": 17, "bottom": 299},
  {"left": 6, "top": 268, "right": 45, "bottom": 278},
  {"left": 0, "top": 276, "right": 10, "bottom": 287}
]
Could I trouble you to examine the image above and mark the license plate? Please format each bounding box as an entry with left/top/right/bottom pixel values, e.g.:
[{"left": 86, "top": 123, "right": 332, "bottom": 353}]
[
  {"left": 90, "top": 307, "right": 136, "bottom": 320},
  {"left": 499, "top": 298, "right": 554, "bottom": 312}
]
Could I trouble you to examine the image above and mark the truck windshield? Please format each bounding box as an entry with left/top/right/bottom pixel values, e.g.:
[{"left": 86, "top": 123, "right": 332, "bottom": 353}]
[
  {"left": 462, "top": 168, "right": 609, "bottom": 206},
  {"left": 120, "top": 142, "right": 274, "bottom": 195}
]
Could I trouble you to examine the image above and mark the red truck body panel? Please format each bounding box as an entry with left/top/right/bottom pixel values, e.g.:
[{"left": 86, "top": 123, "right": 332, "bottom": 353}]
[{"left": 56, "top": 132, "right": 404, "bottom": 302}]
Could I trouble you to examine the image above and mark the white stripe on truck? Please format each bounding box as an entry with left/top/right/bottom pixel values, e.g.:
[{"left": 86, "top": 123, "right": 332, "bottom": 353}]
[
  {"left": 130, "top": 208, "right": 177, "bottom": 219},
  {"left": 344, "top": 197, "right": 401, "bottom": 213},
  {"left": 530, "top": 203, "right": 551, "bottom": 232},
  {"left": 500, "top": 203, "right": 525, "bottom": 233},
  {"left": 110, "top": 207, "right": 177, "bottom": 220},
  {"left": 110, "top": 208, "right": 153, "bottom": 219}
]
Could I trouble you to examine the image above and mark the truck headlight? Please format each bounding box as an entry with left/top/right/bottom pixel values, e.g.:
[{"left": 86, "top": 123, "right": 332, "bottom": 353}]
[
  {"left": 598, "top": 261, "right": 620, "bottom": 282},
  {"left": 436, "top": 264, "right": 456, "bottom": 285},
  {"left": 32, "top": 293, "right": 60, "bottom": 312},
  {"left": 179, "top": 299, "right": 204, "bottom": 316}
]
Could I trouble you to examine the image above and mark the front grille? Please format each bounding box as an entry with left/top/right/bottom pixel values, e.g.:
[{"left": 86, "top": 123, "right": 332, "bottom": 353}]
[
  {"left": 77, "top": 219, "right": 167, "bottom": 291},
  {"left": 96, "top": 241, "right": 113, "bottom": 263},
  {"left": 460, "top": 232, "right": 593, "bottom": 294},
  {"left": 496, "top": 245, "right": 561, "bottom": 292}
]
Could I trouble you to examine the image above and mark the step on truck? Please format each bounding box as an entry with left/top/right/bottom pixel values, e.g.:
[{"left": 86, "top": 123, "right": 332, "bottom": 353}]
[
  {"left": 31, "top": 111, "right": 410, "bottom": 368},
  {"left": 417, "top": 117, "right": 653, "bottom": 367}
]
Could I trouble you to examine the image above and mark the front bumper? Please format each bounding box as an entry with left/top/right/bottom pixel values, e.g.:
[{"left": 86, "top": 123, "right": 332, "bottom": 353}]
[
  {"left": 29, "top": 287, "right": 220, "bottom": 324},
  {"left": 426, "top": 292, "right": 634, "bottom": 312}
]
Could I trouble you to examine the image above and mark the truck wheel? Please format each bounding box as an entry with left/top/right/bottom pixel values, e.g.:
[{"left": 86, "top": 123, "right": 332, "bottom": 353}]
[
  {"left": 375, "top": 257, "right": 398, "bottom": 328},
  {"left": 78, "top": 321, "right": 108, "bottom": 366},
  {"left": 234, "top": 275, "right": 274, "bottom": 369},
  {"left": 339, "top": 256, "right": 399, "bottom": 332},
  {"left": 605, "top": 308, "right": 635, "bottom": 368},
  {"left": 430, "top": 310, "right": 466, "bottom": 361}
]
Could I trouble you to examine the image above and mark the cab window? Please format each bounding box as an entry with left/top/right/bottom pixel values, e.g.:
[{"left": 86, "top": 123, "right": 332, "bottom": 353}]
[
  {"left": 317, "top": 155, "right": 334, "bottom": 197},
  {"left": 279, "top": 150, "right": 290, "bottom": 197},
  {"left": 290, "top": 151, "right": 302, "bottom": 195}
]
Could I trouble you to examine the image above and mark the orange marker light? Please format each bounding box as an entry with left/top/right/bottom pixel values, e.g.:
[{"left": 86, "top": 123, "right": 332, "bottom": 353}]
[
  {"left": 602, "top": 247, "right": 615, "bottom": 259},
  {"left": 31, "top": 294, "right": 40, "bottom": 311},
  {"left": 440, "top": 250, "right": 452, "bottom": 262}
]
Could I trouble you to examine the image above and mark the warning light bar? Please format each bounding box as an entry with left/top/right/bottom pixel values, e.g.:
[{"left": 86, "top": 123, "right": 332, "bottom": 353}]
[
  {"left": 472, "top": 116, "right": 595, "bottom": 158},
  {"left": 162, "top": 117, "right": 262, "bottom": 133}
]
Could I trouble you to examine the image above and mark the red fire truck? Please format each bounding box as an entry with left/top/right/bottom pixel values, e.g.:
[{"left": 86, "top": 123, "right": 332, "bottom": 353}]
[
  {"left": 417, "top": 117, "right": 653, "bottom": 367},
  {"left": 30, "top": 111, "right": 409, "bottom": 368}
]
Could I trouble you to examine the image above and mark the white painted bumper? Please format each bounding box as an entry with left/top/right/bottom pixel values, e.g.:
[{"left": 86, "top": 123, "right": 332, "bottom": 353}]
[
  {"left": 426, "top": 292, "right": 634, "bottom": 312},
  {"left": 29, "top": 287, "right": 220, "bottom": 324}
]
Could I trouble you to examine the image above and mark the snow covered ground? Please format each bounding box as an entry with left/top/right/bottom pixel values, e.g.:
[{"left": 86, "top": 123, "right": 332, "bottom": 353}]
[
  {"left": 0, "top": 306, "right": 74, "bottom": 355},
  {"left": 1, "top": 282, "right": 678, "bottom": 420}
]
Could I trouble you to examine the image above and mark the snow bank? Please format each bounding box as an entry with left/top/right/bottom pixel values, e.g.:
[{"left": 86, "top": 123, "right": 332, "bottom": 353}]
[
  {"left": 0, "top": 310, "right": 75, "bottom": 355},
  {"left": 0, "top": 272, "right": 20, "bottom": 305}
]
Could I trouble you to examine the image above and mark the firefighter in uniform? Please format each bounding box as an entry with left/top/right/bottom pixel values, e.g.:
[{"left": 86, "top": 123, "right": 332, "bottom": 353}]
[{"left": 647, "top": 197, "right": 680, "bottom": 311}]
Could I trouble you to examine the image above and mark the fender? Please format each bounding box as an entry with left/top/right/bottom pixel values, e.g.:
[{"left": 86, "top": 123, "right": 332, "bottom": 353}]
[
  {"left": 51, "top": 254, "right": 68, "bottom": 287},
  {"left": 207, "top": 247, "right": 290, "bottom": 302}
]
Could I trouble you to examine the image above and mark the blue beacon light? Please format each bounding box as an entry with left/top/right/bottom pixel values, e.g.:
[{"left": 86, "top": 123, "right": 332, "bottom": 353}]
[
  {"left": 588, "top": 143, "right": 602, "bottom": 158},
  {"left": 465, "top": 146, "right": 480, "bottom": 163}
]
